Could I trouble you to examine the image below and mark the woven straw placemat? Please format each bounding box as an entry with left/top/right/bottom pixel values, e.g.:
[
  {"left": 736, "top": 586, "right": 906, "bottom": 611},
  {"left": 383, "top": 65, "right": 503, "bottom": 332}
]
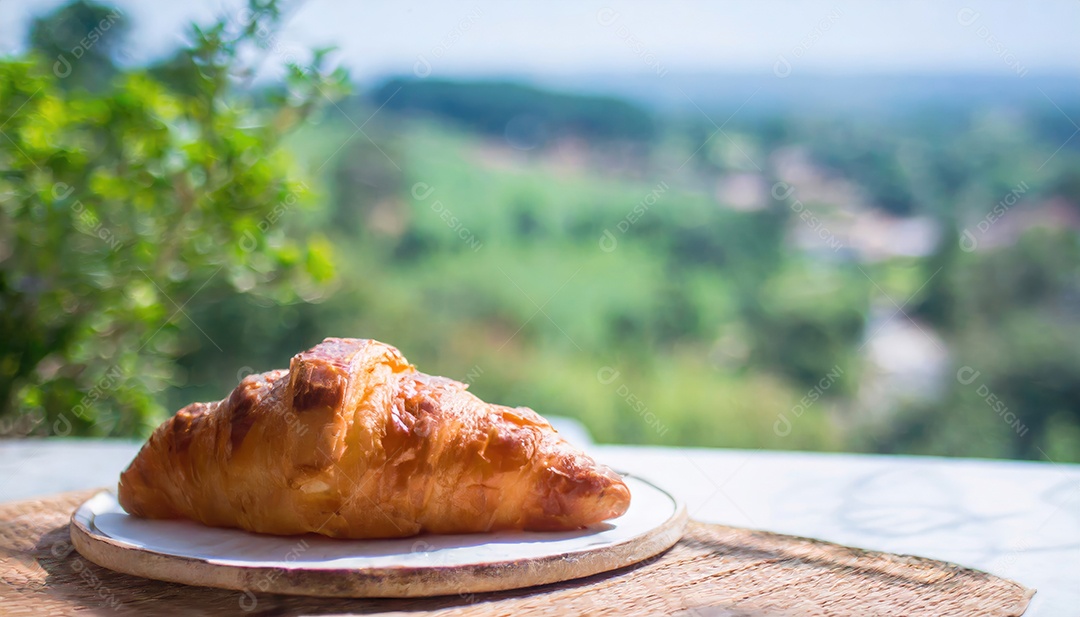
[{"left": 0, "top": 490, "right": 1033, "bottom": 616}]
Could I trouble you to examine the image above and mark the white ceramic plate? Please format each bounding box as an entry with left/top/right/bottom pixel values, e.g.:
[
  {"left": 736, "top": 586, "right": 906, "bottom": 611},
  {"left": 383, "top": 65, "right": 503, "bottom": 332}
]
[{"left": 70, "top": 474, "right": 686, "bottom": 597}]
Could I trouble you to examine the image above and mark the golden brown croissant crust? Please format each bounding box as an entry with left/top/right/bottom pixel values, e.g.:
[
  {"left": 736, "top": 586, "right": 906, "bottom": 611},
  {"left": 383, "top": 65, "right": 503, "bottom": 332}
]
[{"left": 118, "top": 338, "right": 630, "bottom": 538}]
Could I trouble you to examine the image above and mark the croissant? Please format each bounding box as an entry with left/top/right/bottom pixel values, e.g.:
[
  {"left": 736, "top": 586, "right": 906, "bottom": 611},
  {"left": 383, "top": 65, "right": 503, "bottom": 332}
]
[{"left": 118, "top": 338, "right": 630, "bottom": 538}]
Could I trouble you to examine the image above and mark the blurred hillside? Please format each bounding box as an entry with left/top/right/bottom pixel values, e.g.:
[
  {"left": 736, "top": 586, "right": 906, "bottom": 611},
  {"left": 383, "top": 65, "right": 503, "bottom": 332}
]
[
  {"left": 169, "top": 76, "right": 1080, "bottom": 462},
  {"left": 2, "top": 1, "right": 1079, "bottom": 463}
]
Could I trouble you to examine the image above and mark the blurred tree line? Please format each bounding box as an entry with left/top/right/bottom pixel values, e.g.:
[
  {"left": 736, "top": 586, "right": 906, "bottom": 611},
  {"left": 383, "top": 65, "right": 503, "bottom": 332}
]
[
  {"left": 372, "top": 79, "right": 656, "bottom": 145},
  {"left": 2, "top": 1, "right": 1078, "bottom": 464}
]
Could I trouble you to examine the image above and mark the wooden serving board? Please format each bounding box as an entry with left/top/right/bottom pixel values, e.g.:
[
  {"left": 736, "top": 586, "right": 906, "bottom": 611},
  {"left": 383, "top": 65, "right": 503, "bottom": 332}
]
[{"left": 69, "top": 475, "right": 687, "bottom": 598}]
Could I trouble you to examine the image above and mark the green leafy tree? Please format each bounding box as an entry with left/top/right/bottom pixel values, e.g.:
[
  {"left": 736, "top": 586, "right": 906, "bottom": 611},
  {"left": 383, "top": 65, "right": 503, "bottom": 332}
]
[
  {"left": 0, "top": 0, "right": 348, "bottom": 436},
  {"left": 28, "top": 0, "right": 128, "bottom": 92}
]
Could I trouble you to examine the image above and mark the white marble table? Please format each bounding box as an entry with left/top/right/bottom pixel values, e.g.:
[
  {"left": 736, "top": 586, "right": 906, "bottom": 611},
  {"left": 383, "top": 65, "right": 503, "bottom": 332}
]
[{"left": 1, "top": 437, "right": 1076, "bottom": 616}]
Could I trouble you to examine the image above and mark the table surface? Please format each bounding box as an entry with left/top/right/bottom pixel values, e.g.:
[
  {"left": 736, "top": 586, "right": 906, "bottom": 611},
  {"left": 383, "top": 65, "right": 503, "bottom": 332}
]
[{"left": 1, "top": 433, "right": 1077, "bottom": 617}]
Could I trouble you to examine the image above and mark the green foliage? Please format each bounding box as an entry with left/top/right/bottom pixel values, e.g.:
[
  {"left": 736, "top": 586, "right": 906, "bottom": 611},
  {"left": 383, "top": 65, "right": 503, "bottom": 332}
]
[
  {"left": 896, "top": 231, "right": 1080, "bottom": 459},
  {"left": 0, "top": 0, "right": 348, "bottom": 436},
  {"left": 29, "top": 0, "right": 127, "bottom": 92}
]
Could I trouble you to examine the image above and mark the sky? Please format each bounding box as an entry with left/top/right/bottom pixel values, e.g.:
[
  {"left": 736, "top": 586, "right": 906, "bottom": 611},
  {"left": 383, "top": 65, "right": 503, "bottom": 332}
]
[{"left": 1, "top": 0, "right": 1078, "bottom": 81}]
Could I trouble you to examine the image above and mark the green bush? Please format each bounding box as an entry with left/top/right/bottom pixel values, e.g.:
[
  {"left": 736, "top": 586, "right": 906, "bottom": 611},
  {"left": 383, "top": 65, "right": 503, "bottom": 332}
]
[{"left": 0, "top": 0, "right": 347, "bottom": 436}]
